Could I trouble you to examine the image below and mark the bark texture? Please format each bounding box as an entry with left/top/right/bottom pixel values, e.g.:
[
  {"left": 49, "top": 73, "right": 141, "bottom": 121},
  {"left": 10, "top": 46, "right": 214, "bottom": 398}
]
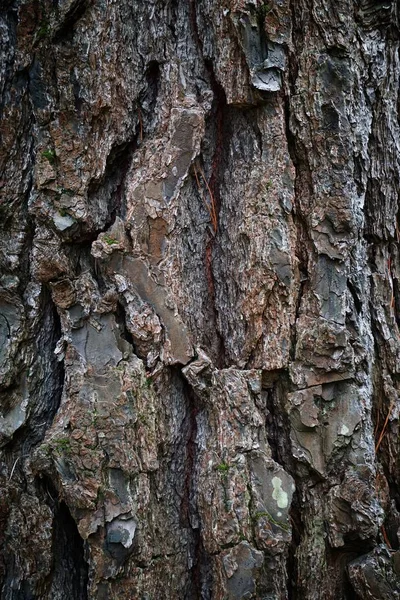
[{"left": 1, "top": 0, "right": 400, "bottom": 598}]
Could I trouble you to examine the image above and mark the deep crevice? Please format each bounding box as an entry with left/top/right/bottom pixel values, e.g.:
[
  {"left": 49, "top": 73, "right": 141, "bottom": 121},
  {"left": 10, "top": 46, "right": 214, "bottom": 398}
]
[
  {"left": 49, "top": 500, "right": 89, "bottom": 599},
  {"left": 189, "top": 1, "right": 228, "bottom": 368},
  {"left": 280, "top": 3, "right": 316, "bottom": 596},
  {"left": 367, "top": 292, "right": 400, "bottom": 548},
  {"left": 262, "top": 371, "right": 309, "bottom": 600},
  {"left": 287, "top": 489, "right": 304, "bottom": 600},
  {"left": 0, "top": 4, "right": 18, "bottom": 121},
  {"left": 391, "top": 269, "right": 400, "bottom": 328},
  {"left": 87, "top": 133, "right": 139, "bottom": 225},
  {"left": 138, "top": 60, "right": 161, "bottom": 135},
  {"left": 53, "top": 0, "right": 91, "bottom": 43},
  {"left": 282, "top": 93, "right": 311, "bottom": 363},
  {"left": 115, "top": 301, "right": 135, "bottom": 348},
  {"left": 347, "top": 280, "right": 362, "bottom": 314},
  {"left": 263, "top": 371, "right": 293, "bottom": 471},
  {"left": 2, "top": 289, "right": 64, "bottom": 458},
  {"left": 179, "top": 373, "right": 212, "bottom": 600}
]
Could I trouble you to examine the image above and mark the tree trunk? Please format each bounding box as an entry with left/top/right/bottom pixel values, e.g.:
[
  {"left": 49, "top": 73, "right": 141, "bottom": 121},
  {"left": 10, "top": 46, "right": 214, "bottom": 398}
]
[{"left": 1, "top": 0, "right": 400, "bottom": 598}]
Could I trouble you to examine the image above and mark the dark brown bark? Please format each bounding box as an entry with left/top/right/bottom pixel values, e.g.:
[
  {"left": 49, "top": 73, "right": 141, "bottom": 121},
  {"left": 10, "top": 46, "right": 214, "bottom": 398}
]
[{"left": 1, "top": 0, "right": 400, "bottom": 598}]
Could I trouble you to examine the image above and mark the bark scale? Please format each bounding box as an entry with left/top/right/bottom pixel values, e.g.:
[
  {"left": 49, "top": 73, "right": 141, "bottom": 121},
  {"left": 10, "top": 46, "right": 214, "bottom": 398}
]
[{"left": 1, "top": 0, "right": 400, "bottom": 598}]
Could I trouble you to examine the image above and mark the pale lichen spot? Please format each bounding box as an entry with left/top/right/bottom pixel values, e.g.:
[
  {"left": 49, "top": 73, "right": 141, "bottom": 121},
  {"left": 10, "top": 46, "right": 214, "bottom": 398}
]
[
  {"left": 272, "top": 476, "right": 288, "bottom": 509},
  {"left": 340, "top": 424, "right": 349, "bottom": 436}
]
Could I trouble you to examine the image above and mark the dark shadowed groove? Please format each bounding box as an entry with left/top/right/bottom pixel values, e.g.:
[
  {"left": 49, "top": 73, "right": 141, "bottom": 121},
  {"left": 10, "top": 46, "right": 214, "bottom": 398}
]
[
  {"left": 53, "top": 0, "right": 91, "bottom": 43},
  {"left": 261, "top": 370, "right": 303, "bottom": 600},
  {"left": 202, "top": 77, "right": 228, "bottom": 369},
  {"left": 188, "top": 0, "right": 228, "bottom": 369},
  {"left": 33, "top": 289, "right": 65, "bottom": 439},
  {"left": 364, "top": 70, "right": 400, "bottom": 550},
  {"left": 279, "top": 3, "right": 308, "bottom": 591},
  {"left": 138, "top": 60, "right": 161, "bottom": 136},
  {"left": 0, "top": 290, "right": 65, "bottom": 596},
  {"left": 2, "top": 289, "right": 64, "bottom": 457},
  {"left": 178, "top": 371, "right": 212, "bottom": 600},
  {"left": 115, "top": 301, "right": 135, "bottom": 348},
  {"left": 282, "top": 51, "right": 311, "bottom": 365},
  {"left": 50, "top": 500, "right": 88, "bottom": 599},
  {"left": 32, "top": 475, "right": 89, "bottom": 598},
  {"left": 390, "top": 245, "right": 400, "bottom": 328},
  {"left": 87, "top": 134, "right": 139, "bottom": 225},
  {"left": 369, "top": 314, "right": 400, "bottom": 548},
  {"left": 0, "top": 4, "right": 18, "bottom": 122}
]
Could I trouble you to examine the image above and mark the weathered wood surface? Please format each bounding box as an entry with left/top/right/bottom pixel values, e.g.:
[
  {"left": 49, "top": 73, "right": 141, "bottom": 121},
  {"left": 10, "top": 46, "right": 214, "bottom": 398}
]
[{"left": 1, "top": 0, "right": 400, "bottom": 598}]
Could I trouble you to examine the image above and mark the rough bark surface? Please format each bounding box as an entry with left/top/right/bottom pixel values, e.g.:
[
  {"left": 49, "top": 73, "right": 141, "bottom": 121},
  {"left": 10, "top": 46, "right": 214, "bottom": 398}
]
[{"left": 1, "top": 0, "right": 400, "bottom": 598}]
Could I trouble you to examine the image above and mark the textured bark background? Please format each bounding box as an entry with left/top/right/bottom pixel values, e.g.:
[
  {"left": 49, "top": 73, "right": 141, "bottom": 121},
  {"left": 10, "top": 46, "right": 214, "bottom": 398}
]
[{"left": 1, "top": 0, "right": 400, "bottom": 598}]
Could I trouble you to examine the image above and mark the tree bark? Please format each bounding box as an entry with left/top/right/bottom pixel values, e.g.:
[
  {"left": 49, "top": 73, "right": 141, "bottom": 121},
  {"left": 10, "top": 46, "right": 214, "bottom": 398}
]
[{"left": 1, "top": 0, "right": 400, "bottom": 598}]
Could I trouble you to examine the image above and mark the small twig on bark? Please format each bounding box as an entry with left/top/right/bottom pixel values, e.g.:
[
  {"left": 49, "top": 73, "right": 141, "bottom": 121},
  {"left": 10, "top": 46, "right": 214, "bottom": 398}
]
[
  {"left": 381, "top": 524, "right": 392, "bottom": 549},
  {"left": 9, "top": 457, "right": 19, "bottom": 481},
  {"left": 375, "top": 401, "right": 394, "bottom": 452},
  {"left": 138, "top": 108, "right": 143, "bottom": 142},
  {"left": 193, "top": 162, "right": 205, "bottom": 202},
  {"left": 193, "top": 163, "right": 217, "bottom": 233},
  {"left": 199, "top": 165, "right": 218, "bottom": 233}
]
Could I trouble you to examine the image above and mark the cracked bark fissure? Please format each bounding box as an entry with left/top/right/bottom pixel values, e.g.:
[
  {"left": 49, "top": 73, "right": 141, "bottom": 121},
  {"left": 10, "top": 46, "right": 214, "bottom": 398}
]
[{"left": 1, "top": 0, "right": 400, "bottom": 598}]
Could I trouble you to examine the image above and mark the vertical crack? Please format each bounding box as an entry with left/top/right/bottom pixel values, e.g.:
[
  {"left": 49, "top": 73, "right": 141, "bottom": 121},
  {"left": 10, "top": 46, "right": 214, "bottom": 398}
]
[
  {"left": 180, "top": 373, "right": 212, "bottom": 599},
  {"left": 2, "top": 289, "right": 64, "bottom": 459},
  {"left": 189, "top": 0, "right": 228, "bottom": 368},
  {"left": 262, "top": 370, "right": 304, "bottom": 599},
  {"left": 50, "top": 498, "right": 89, "bottom": 599},
  {"left": 87, "top": 133, "right": 139, "bottom": 225}
]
